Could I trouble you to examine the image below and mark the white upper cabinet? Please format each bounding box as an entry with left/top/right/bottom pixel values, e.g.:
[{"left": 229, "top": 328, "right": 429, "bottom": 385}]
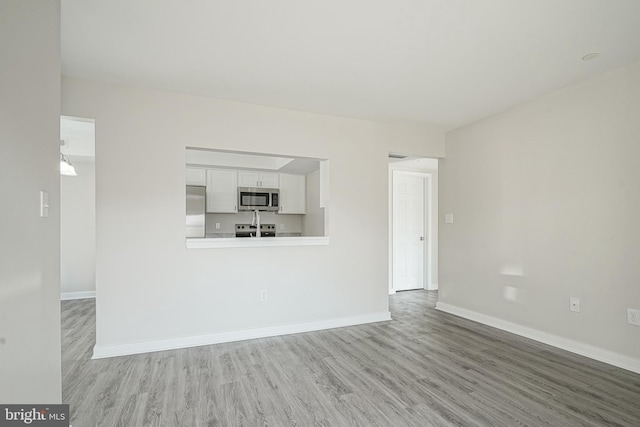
[
  {"left": 186, "top": 167, "right": 206, "bottom": 186},
  {"left": 238, "top": 171, "right": 279, "bottom": 188},
  {"left": 206, "top": 169, "right": 238, "bottom": 213},
  {"left": 237, "top": 171, "right": 259, "bottom": 187},
  {"left": 278, "top": 173, "right": 306, "bottom": 214},
  {"left": 260, "top": 173, "right": 280, "bottom": 188}
]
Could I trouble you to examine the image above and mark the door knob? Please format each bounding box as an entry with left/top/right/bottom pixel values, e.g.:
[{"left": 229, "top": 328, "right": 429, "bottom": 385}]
[{"left": 420, "top": 236, "right": 424, "bottom": 241}]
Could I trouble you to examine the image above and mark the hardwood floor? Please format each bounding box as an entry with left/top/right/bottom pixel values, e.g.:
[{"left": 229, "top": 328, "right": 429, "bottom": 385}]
[{"left": 62, "top": 291, "right": 640, "bottom": 426}]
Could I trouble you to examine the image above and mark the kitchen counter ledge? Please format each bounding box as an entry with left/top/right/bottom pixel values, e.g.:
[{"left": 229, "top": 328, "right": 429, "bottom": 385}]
[{"left": 186, "top": 236, "right": 330, "bottom": 249}]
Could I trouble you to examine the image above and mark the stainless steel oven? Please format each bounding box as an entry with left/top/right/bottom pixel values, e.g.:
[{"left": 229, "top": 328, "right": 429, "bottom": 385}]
[
  {"left": 235, "top": 224, "right": 276, "bottom": 238},
  {"left": 238, "top": 187, "right": 279, "bottom": 211}
]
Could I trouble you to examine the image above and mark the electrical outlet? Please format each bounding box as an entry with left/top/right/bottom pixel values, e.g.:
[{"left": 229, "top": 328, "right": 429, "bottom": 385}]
[
  {"left": 627, "top": 308, "right": 640, "bottom": 326},
  {"left": 260, "top": 290, "right": 268, "bottom": 302},
  {"left": 570, "top": 297, "right": 580, "bottom": 312},
  {"left": 279, "top": 224, "right": 285, "bottom": 230},
  {"left": 445, "top": 213, "right": 454, "bottom": 224},
  {"left": 215, "top": 223, "right": 221, "bottom": 230}
]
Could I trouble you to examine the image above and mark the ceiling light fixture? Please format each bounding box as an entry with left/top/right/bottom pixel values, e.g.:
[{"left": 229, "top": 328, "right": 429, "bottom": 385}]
[
  {"left": 582, "top": 52, "right": 600, "bottom": 61},
  {"left": 60, "top": 153, "right": 77, "bottom": 176}
]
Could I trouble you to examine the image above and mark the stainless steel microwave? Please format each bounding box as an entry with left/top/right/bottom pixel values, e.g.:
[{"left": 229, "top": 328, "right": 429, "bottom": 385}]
[{"left": 238, "top": 187, "right": 279, "bottom": 211}]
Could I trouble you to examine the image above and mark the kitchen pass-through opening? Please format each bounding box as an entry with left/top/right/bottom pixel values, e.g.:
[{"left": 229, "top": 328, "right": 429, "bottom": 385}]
[{"left": 185, "top": 147, "right": 330, "bottom": 241}]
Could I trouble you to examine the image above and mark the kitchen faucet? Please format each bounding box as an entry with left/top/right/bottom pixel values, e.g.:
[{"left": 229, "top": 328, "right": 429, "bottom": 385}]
[{"left": 251, "top": 209, "right": 261, "bottom": 237}]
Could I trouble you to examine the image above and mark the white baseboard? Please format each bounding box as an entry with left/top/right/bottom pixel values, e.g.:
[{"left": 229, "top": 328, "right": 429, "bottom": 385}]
[
  {"left": 61, "top": 291, "right": 96, "bottom": 301},
  {"left": 426, "top": 283, "right": 438, "bottom": 291},
  {"left": 435, "top": 302, "right": 640, "bottom": 375},
  {"left": 92, "top": 311, "right": 392, "bottom": 359}
]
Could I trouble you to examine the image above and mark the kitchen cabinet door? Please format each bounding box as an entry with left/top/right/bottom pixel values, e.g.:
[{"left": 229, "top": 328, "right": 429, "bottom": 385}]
[
  {"left": 278, "top": 173, "right": 306, "bottom": 214},
  {"left": 237, "top": 171, "right": 260, "bottom": 187},
  {"left": 206, "top": 169, "right": 238, "bottom": 213},
  {"left": 259, "top": 172, "right": 279, "bottom": 188},
  {"left": 186, "top": 167, "right": 206, "bottom": 186},
  {"left": 238, "top": 171, "right": 279, "bottom": 188}
]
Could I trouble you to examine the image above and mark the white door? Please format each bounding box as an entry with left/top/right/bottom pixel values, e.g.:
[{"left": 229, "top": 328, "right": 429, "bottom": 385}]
[{"left": 392, "top": 171, "right": 426, "bottom": 291}]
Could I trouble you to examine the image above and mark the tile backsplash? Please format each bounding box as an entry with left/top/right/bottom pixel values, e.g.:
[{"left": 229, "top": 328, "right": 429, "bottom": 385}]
[{"left": 205, "top": 212, "right": 302, "bottom": 235}]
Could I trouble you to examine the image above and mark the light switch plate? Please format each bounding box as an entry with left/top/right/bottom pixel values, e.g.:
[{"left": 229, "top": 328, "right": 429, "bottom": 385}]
[
  {"left": 215, "top": 223, "right": 221, "bottom": 230},
  {"left": 445, "top": 214, "right": 454, "bottom": 224},
  {"left": 40, "top": 191, "right": 49, "bottom": 218},
  {"left": 627, "top": 308, "right": 640, "bottom": 326}
]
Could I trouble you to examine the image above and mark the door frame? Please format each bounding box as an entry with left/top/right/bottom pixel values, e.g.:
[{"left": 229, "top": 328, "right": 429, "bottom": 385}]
[{"left": 389, "top": 169, "right": 432, "bottom": 294}]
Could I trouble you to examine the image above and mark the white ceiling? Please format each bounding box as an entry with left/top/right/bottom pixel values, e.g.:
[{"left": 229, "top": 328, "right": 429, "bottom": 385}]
[
  {"left": 186, "top": 149, "right": 294, "bottom": 171},
  {"left": 61, "top": 0, "right": 640, "bottom": 129},
  {"left": 186, "top": 148, "right": 321, "bottom": 174}
]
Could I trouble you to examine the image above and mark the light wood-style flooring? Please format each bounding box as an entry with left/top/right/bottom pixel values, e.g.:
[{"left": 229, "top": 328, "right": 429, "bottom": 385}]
[{"left": 62, "top": 291, "right": 640, "bottom": 426}]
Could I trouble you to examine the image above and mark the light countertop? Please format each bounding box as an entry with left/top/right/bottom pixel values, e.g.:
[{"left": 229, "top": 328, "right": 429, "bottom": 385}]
[{"left": 186, "top": 236, "right": 329, "bottom": 249}]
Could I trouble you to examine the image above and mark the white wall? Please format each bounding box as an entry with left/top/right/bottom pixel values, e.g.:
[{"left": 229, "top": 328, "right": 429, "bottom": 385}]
[
  {"left": 61, "top": 161, "right": 96, "bottom": 295},
  {"left": 440, "top": 62, "right": 640, "bottom": 369},
  {"left": 0, "top": 0, "right": 62, "bottom": 402},
  {"left": 61, "top": 77, "right": 445, "bottom": 355}
]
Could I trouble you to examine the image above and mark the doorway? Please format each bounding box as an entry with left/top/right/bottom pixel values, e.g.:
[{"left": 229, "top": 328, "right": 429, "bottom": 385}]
[
  {"left": 60, "top": 116, "right": 96, "bottom": 300},
  {"left": 389, "top": 157, "right": 438, "bottom": 293}
]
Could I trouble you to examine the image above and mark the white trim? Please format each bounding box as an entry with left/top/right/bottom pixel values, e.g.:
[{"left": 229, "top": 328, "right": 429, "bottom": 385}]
[
  {"left": 186, "top": 236, "right": 329, "bottom": 249},
  {"left": 61, "top": 291, "right": 96, "bottom": 300},
  {"left": 426, "top": 282, "right": 438, "bottom": 291},
  {"left": 92, "top": 311, "right": 392, "bottom": 359},
  {"left": 424, "top": 173, "right": 433, "bottom": 289},
  {"left": 435, "top": 302, "right": 640, "bottom": 375}
]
